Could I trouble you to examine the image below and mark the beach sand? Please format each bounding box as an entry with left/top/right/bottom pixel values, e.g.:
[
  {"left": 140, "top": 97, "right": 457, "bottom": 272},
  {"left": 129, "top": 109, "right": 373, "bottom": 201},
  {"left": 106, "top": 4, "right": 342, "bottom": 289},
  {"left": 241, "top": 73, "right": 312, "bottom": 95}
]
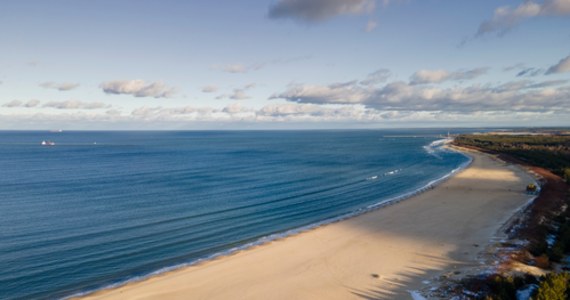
[{"left": 80, "top": 149, "right": 535, "bottom": 300}]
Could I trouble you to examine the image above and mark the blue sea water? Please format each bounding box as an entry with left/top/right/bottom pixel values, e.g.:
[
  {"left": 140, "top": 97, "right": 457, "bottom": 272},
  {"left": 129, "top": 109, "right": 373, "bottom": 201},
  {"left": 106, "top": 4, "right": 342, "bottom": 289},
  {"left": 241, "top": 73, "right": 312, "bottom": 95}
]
[{"left": 0, "top": 130, "right": 471, "bottom": 299}]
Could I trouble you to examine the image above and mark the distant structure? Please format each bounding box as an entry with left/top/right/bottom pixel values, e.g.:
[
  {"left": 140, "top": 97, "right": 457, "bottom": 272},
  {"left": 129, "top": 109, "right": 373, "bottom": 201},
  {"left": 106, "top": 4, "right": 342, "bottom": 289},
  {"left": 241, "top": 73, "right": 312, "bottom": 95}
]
[
  {"left": 526, "top": 183, "right": 539, "bottom": 195},
  {"left": 438, "top": 130, "right": 453, "bottom": 139}
]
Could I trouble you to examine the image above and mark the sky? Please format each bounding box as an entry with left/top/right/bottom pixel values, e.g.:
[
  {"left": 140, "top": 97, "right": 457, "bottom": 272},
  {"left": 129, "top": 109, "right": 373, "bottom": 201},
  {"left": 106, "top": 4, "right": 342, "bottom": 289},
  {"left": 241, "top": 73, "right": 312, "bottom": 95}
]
[{"left": 1, "top": 0, "right": 569, "bottom": 130}]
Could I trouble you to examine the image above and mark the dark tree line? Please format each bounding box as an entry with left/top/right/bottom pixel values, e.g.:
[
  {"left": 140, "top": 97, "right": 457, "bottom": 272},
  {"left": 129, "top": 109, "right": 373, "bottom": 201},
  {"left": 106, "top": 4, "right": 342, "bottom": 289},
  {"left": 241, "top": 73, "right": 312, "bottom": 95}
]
[{"left": 453, "top": 134, "right": 570, "bottom": 181}]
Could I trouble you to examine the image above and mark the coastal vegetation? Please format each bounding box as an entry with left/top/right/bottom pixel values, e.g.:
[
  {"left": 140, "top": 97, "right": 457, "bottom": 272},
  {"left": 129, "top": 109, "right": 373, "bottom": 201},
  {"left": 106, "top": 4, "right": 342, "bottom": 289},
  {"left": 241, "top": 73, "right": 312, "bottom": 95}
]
[
  {"left": 536, "top": 272, "right": 570, "bottom": 300},
  {"left": 459, "top": 272, "right": 570, "bottom": 300},
  {"left": 453, "top": 134, "right": 570, "bottom": 179},
  {"left": 450, "top": 133, "right": 570, "bottom": 299}
]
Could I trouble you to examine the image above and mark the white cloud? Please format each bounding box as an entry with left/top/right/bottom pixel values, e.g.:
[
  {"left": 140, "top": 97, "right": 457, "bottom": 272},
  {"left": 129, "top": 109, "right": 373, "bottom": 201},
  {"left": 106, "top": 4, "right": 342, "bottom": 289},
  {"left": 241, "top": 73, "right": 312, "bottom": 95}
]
[
  {"left": 268, "top": 0, "right": 376, "bottom": 22},
  {"left": 478, "top": 0, "right": 570, "bottom": 36},
  {"left": 230, "top": 89, "right": 251, "bottom": 100},
  {"left": 216, "top": 83, "right": 257, "bottom": 100},
  {"left": 3, "top": 100, "right": 23, "bottom": 108},
  {"left": 43, "top": 100, "right": 110, "bottom": 110},
  {"left": 222, "top": 103, "right": 251, "bottom": 114},
  {"left": 410, "top": 68, "right": 488, "bottom": 84},
  {"left": 491, "top": 79, "right": 568, "bottom": 92},
  {"left": 410, "top": 70, "right": 449, "bottom": 85},
  {"left": 543, "top": 0, "right": 570, "bottom": 14},
  {"left": 365, "top": 20, "right": 378, "bottom": 32},
  {"left": 3, "top": 99, "right": 109, "bottom": 110},
  {"left": 257, "top": 103, "right": 354, "bottom": 119},
  {"left": 39, "top": 81, "right": 80, "bottom": 91},
  {"left": 517, "top": 67, "right": 545, "bottom": 77},
  {"left": 25, "top": 99, "right": 41, "bottom": 107},
  {"left": 212, "top": 57, "right": 311, "bottom": 74},
  {"left": 244, "top": 83, "right": 256, "bottom": 89},
  {"left": 271, "top": 82, "right": 370, "bottom": 104},
  {"left": 100, "top": 80, "right": 176, "bottom": 98},
  {"left": 201, "top": 85, "right": 219, "bottom": 93},
  {"left": 221, "top": 64, "right": 248, "bottom": 73},
  {"left": 360, "top": 69, "right": 391, "bottom": 86},
  {"left": 546, "top": 54, "right": 570, "bottom": 74},
  {"left": 3, "top": 100, "right": 18, "bottom": 108},
  {"left": 105, "top": 109, "right": 122, "bottom": 116},
  {"left": 211, "top": 63, "right": 266, "bottom": 74},
  {"left": 503, "top": 63, "right": 526, "bottom": 72},
  {"left": 502, "top": 63, "right": 544, "bottom": 77},
  {"left": 2, "top": 99, "right": 40, "bottom": 108}
]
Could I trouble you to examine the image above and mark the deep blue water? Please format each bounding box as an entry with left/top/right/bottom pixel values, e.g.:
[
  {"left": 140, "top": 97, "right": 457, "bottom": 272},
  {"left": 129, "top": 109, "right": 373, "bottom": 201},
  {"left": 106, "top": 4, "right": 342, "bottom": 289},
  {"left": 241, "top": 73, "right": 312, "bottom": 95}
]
[{"left": 0, "top": 130, "right": 471, "bottom": 299}]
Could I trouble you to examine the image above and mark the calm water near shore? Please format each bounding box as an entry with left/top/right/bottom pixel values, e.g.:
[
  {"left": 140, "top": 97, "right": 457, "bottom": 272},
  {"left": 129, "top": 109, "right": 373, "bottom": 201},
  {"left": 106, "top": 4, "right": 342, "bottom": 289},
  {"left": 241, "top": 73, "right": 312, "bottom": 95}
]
[{"left": 0, "top": 130, "right": 472, "bottom": 299}]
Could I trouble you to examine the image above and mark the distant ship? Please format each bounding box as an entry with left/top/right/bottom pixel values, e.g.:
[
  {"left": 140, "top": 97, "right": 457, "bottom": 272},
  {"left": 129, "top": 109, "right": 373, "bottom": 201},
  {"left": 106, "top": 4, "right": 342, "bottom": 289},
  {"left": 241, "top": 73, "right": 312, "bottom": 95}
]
[{"left": 41, "top": 140, "right": 56, "bottom": 146}]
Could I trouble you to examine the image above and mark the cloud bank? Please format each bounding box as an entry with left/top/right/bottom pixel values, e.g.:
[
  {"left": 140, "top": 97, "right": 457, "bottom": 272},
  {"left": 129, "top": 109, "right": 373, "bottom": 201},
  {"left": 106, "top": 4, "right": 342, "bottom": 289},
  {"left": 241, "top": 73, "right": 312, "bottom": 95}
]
[
  {"left": 3, "top": 102, "right": 565, "bottom": 130},
  {"left": 272, "top": 73, "right": 570, "bottom": 114}
]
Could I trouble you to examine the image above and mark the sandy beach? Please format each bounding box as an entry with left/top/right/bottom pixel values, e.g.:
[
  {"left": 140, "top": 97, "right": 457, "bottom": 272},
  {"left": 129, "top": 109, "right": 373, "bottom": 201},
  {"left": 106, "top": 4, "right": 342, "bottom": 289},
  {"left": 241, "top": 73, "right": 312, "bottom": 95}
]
[{"left": 80, "top": 149, "right": 535, "bottom": 300}]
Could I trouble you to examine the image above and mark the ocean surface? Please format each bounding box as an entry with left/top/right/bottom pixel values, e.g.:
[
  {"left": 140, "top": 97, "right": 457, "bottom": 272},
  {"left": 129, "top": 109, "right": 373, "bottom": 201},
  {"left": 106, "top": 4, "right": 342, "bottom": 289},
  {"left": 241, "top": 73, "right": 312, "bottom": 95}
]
[{"left": 0, "top": 130, "right": 472, "bottom": 299}]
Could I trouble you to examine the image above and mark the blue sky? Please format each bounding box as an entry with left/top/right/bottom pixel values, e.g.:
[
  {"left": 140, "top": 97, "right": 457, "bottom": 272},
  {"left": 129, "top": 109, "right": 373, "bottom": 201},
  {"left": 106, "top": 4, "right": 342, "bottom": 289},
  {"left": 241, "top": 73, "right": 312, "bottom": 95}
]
[{"left": 1, "top": 0, "right": 569, "bottom": 129}]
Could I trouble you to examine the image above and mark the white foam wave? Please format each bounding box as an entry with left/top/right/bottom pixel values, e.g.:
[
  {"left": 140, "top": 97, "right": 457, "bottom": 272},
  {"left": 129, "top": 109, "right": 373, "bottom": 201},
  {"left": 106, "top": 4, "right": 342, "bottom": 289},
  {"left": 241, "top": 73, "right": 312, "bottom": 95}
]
[
  {"left": 423, "top": 138, "right": 452, "bottom": 159},
  {"left": 384, "top": 169, "right": 401, "bottom": 176},
  {"left": 366, "top": 169, "right": 401, "bottom": 181}
]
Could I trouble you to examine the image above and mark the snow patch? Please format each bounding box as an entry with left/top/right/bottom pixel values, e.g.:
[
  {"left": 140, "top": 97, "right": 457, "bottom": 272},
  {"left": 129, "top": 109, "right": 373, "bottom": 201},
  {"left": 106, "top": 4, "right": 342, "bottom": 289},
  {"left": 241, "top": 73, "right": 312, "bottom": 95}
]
[
  {"left": 408, "top": 290, "right": 427, "bottom": 300},
  {"left": 516, "top": 284, "right": 537, "bottom": 300}
]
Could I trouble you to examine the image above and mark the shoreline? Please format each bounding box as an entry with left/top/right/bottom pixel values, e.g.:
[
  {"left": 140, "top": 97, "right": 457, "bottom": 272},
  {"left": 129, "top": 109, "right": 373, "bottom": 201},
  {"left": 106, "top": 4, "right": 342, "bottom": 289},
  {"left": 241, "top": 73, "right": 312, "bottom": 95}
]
[
  {"left": 78, "top": 147, "right": 535, "bottom": 300},
  {"left": 67, "top": 139, "right": 469, "bottom": 299}
]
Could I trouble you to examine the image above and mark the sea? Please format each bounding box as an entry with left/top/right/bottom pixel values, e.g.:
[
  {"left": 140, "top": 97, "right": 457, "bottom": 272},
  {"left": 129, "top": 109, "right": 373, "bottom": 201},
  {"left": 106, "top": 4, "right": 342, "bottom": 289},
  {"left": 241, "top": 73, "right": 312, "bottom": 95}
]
[{"left": 0, "top": 130, "right": 474, "bottom": 299}]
